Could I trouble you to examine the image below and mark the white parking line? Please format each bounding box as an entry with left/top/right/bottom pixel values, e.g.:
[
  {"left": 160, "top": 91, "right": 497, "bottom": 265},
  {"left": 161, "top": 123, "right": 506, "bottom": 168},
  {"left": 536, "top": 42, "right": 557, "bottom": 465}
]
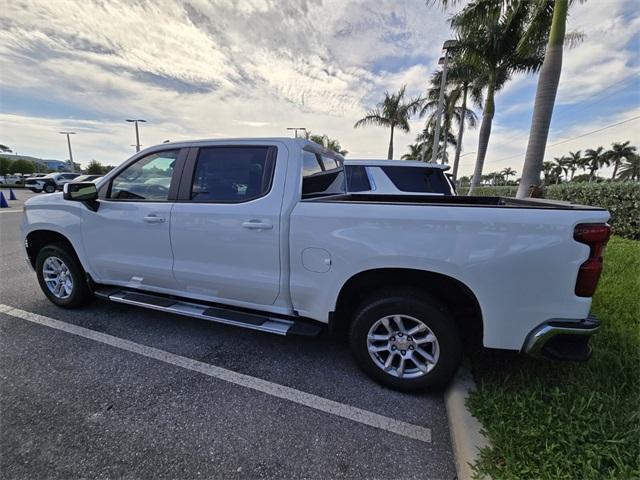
[
  {"left": 0, "top": 209, "right": 22, "bottom": 213},
  {"left": 0, "top": 304, "right": 432, "bottom": 444}
]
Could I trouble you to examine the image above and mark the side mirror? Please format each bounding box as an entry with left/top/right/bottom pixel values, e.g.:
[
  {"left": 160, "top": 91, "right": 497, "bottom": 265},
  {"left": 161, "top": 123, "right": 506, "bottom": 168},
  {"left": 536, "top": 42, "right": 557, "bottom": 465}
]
[{"left": 63, "top": 182, "right": 99, "bottom": 211}]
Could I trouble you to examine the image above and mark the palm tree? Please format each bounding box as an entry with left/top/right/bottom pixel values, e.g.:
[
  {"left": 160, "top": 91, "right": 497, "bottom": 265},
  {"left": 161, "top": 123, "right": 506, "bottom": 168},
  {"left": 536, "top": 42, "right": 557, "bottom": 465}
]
[
  {"left": 419, "top": 93, "right": 466, "bottom": 164},
  {"left": 501, "top": 167, "right": 517, "bottom": 183},
  {"left": 416, "top": 122, "right": 458, "bottom": 164},
  {"left": 420, "top": 68, "right": 479, "bottom": 175},
  {"left": 447, "top": 60, "right": 484, "bottom": 182},
  {"left": 552, "top": 156, "right": 568, "bottom": 184},
  {"left": 542, "top": 160, "right": 555, "bottom": 183},
  {"left": 605, "top": 141, "right": 636, "bottom": 180},
  {"left": 583, "top": 147, "right": 609, "bottom": 182},
  {"left": 402, "top": 144, "right": 423, "bottom": 160},
  {"left": 517, "top": 0, "right": 585, "bottom": 198},
  {"left": 617, "top": 153, "right": 640, "bottom": 181},
  {"left": 565, "top": 150, "right": 582, "bottom": 180},
  {"left": 354, "top": 85, "right": 423, "bottom": 159},
  {"left": 308, "top": 133, "right": 348, "bottom": 156},
  {"left": 449, "top": 0, "right": 546, "bottom": 194}
]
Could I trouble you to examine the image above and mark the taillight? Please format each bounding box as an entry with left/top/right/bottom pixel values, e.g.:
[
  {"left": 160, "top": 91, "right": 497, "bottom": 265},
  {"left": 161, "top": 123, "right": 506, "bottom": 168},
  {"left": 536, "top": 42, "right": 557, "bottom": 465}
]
[{"left": 574, "top": 223, "right": 611, "bottom": 297}]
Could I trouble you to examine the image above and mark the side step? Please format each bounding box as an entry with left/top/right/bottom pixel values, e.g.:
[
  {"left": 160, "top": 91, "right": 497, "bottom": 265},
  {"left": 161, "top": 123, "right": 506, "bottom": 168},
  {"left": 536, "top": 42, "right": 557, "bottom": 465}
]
[{"left": 94, "top": 288, "right": 322, "bottom": 337}]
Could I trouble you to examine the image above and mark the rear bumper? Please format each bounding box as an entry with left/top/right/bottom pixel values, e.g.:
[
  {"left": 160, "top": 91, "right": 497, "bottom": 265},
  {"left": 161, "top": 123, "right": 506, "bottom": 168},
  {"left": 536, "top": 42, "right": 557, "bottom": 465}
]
[{"left": 522, "top": 314, "right": 600, "bottom": 361}]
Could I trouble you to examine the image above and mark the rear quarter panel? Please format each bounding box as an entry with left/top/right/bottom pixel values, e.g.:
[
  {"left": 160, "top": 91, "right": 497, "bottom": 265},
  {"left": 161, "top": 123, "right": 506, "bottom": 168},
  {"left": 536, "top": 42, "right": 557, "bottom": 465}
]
[{"left": 289, "top": 201, "right": 609, "bottom": 350}]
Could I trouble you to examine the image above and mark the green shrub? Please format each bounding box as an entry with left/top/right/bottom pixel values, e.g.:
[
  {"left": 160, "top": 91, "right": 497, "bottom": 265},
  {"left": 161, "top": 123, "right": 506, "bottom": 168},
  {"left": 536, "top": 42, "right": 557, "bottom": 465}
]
[
  {"left": 469, "top": 182, "right": 640, "bottom": 239},
  {"left": 469, "top": 186, "right": 519, "bottom": 197}
]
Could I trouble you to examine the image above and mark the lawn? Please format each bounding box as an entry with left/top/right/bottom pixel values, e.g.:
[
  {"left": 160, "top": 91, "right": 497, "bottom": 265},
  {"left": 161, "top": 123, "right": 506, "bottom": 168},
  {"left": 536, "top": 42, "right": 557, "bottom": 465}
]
[{"left": 468, "top": 236, "right": 640, "bottom": 479}]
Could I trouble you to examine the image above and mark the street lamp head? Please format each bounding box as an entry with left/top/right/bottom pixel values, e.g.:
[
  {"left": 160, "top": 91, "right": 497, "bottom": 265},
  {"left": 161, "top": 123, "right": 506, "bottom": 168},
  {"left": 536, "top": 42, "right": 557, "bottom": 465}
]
[
  {"left": 59, "top": 131, "right": 76, "bottom": 135},
  {"left": 443, "top": 39, "right": 459, "bottom": 50},
  {"left": 126, "top": 119, "right": 146, "bottom": 123}
]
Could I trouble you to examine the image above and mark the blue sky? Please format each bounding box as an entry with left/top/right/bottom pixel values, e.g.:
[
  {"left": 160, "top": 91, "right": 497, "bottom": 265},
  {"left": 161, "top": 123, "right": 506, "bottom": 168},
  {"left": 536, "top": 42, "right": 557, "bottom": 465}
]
[{"left": 0, "top": 0, "right": 638, "bottom": 177}]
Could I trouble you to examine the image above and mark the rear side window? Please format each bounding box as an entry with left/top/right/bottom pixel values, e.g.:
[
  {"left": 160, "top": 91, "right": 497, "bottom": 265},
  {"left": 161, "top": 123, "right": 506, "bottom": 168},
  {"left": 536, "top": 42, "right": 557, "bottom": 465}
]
[
  {"left": 190, "top": 146, "right": 275, "bottom": 203},
  {"left": 302, "top": 151, "right": 344, "bottom": 197},
  {"left": 381, "top": 166, "right": 451, "bottom": 194},
  {"left": 302, "top": 151, "right": 323, "bottom": 176},
  {"left": 346, "top": 165, "right": 371, "bottom": 192}
]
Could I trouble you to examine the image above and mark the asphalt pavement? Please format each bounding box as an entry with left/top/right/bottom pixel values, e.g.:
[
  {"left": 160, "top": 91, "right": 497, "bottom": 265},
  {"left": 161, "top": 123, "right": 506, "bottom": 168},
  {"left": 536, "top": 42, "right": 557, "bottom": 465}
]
[{"left": 0, "top": 189, "right": 456, "bottom": 479}]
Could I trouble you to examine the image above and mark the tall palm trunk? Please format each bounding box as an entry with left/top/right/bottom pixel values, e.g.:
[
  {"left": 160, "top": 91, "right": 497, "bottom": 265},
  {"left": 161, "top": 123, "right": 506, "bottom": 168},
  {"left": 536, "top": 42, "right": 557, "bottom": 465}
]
[
  {"left": 516, "top": 0, "right": 568, "bottom": 198},
  {"left": 468, "top": 80, "right": 495, "bottom": 195},
  {"left": 452, "top": 85, "right": 468, "bottom": 182},
  {"left": 442, "top": 114, "right": 451, "bottom": 164},
  {"left": 388, "top": 125, "right": 395, "bottom": 159}
]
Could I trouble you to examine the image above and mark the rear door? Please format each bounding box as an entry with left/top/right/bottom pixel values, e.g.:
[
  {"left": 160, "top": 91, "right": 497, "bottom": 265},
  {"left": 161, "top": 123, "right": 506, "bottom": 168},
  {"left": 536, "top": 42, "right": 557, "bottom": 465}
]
[
  {"left": 81, "top": 148, "right": 186, "bottom": 290},
  {"left": 170, "top": 144, "right": 282, "bottom": 306}
]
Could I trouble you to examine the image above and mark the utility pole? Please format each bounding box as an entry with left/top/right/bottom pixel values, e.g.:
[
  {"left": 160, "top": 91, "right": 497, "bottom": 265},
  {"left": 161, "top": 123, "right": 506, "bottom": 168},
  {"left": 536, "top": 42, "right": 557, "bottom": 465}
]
[
  {"left": 126, "top": 119, "right": 146, "bottom": 152},
  {"left": 59, "top": 131, "right": 76, "bottom": 171},
  {"left": 427, "top": 40, "right": 458, "bottom": 164},
  {"left": 286, "top": 127, "right": 308, "bottom": 139}
]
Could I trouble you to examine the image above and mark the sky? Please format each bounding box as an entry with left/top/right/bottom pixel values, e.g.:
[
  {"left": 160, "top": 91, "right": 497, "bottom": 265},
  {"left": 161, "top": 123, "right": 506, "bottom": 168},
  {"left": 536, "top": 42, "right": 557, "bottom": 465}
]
[{"left": 0, "top": 0, "right": 639, "bottom": 177}]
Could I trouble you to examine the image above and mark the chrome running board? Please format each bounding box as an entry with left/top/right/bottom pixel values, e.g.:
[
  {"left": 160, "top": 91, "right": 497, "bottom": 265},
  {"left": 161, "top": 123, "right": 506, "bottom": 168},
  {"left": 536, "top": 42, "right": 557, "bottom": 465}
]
[{"left": 94, "top": 288, "right": 322, "bottom": 337}]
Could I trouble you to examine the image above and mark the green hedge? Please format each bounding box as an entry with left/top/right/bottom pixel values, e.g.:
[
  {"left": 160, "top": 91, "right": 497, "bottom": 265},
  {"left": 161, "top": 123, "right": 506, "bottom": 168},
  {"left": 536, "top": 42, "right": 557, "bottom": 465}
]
[{"left": 469, "top": 182, "right": 640, "bottom": 239}]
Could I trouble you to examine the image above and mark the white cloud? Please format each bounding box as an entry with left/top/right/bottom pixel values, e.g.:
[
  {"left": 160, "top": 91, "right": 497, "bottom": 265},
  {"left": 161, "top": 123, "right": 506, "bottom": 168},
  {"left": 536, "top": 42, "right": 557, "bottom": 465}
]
[{"left": 0, "top": 0, "right": 454, "bottom": 164}]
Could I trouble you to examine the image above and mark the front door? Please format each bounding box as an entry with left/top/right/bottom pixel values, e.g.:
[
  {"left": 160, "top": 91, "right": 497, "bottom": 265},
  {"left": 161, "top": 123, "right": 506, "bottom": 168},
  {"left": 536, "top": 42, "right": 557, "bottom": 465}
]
[
  {"left": 81, "top": 149, "right": 185, "bottom": 291},
  {"left": 170, "top": 145, "right": 282, "bottom": 306}
]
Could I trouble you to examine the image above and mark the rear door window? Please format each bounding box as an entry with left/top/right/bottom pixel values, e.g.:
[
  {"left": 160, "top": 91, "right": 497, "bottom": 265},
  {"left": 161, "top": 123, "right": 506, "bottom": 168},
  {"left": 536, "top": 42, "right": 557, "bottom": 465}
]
[
  {"left": 190, "top": 146, "right": 275, "bottom": 203},
  {"left": 380, "top": 166, "right": 451, "bottom": 194}
]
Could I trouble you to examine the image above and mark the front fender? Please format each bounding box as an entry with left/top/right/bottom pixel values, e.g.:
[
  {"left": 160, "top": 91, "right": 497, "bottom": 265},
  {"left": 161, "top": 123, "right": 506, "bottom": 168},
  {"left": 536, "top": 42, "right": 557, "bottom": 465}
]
[{"left": 22, "top": 195, "right": 93, "bottom": 275}]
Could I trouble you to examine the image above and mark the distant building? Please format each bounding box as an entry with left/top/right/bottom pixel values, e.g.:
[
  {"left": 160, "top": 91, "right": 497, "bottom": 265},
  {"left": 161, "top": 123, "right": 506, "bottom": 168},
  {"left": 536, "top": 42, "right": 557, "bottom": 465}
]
[
  {"left": 1, "top": 154, "right": 73, "bottom": 172},
  {"left": 39, "top": 159, "right": 70, "bottom": 171}
]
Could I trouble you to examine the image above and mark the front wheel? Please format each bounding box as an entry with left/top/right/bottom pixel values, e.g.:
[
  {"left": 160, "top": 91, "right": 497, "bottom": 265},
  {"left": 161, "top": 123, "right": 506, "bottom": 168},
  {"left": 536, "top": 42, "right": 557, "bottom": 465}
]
[
  {"left": 43, "top": 184, "right": 56, "bottom": 193},
  {"left": 35, "top": 244, "right": 92, "bottom": 308},
  {"left": 349, "top": 287, "right": 461, "bottom": 392}
]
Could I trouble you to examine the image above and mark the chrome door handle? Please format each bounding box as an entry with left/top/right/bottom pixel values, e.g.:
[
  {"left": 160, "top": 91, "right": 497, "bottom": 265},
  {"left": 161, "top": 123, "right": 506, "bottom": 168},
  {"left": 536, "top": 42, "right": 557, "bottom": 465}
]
[
  {"left": 143, "top": 215, "right": 166, "bottom": 223},
  {"left": 242, "top": 220, "right": 273, "bottom": 230}
]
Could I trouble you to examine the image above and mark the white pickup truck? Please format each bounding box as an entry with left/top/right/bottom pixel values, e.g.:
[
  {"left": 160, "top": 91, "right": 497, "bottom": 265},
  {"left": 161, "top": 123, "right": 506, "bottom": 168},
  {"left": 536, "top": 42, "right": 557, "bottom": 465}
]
[{"left": 21, "top": 138, "right": 611, "bottom": 391}]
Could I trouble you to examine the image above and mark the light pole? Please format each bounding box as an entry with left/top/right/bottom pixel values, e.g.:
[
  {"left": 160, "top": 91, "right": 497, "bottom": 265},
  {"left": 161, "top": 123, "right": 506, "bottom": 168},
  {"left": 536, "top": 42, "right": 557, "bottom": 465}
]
[
  {"left": 286, "top": 127, "right": 308, "bottom": 139},
  {"left": 452, "top": 150, "right": 476, "bottom": 183},
  {"left": 126, "top": 119, "right": 146, "bottom": 152},
  {"left": 59, "top": 131, "right": 76, "bottom": 171},
  {"left": 427, "top": 39, "right": 458, "bottom": 164}
]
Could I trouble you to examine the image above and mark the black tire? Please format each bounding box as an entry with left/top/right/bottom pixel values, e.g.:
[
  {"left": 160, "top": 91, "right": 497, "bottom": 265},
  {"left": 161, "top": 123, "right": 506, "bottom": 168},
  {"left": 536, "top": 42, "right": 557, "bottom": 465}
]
[
  {"left": 349, "top": 287, "right": 461, "bottom": 392},
  {"left": 35, "top": 243, "right": 93, "bottom": 308},
  {"left": 43, "top": 184, "right": 56, "bottom": 193}
]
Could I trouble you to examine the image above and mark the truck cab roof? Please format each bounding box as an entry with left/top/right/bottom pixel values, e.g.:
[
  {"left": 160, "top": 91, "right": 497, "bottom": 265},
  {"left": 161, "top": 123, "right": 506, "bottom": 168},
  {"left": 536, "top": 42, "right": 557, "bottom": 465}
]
[{"left": 344, "top": 159, "right": 450, "bottom": 170}]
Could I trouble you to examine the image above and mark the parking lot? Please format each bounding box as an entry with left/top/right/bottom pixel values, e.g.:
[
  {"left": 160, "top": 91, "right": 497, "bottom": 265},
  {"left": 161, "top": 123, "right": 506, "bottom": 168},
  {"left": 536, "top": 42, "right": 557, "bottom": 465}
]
[{"left": 0, "top": 190, "right": 455, "bottom": 479}]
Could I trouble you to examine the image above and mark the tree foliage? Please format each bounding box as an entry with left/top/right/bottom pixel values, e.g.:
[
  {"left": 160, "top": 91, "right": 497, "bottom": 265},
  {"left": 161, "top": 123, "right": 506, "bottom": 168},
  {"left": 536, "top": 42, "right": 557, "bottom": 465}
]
[{"left": 354, "top": 85, "right": 423, "bottom": 159}]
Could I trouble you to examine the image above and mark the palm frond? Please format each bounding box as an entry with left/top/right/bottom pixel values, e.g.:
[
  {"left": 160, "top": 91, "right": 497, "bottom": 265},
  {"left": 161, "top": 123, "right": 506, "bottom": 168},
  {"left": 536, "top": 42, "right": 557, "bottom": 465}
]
[{"left": 353, "top": 110, "right": 389, "bottom": 129}]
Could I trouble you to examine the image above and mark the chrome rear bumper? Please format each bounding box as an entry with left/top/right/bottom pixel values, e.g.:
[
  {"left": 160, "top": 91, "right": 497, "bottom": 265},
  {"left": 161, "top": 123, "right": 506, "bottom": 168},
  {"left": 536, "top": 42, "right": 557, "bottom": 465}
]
[{"left": 522, "top": 315, "right": 600, "bottom": 361}]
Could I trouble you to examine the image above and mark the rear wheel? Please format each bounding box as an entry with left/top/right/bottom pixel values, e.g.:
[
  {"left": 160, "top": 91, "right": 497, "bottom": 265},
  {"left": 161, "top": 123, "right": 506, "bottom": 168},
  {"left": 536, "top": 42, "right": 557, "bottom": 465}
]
[
  {"left": 349, "top": 287, "right": 461, "bottom": 392},
  {"left": 35, "top": 244, "right": 92, "bottom": 308}
]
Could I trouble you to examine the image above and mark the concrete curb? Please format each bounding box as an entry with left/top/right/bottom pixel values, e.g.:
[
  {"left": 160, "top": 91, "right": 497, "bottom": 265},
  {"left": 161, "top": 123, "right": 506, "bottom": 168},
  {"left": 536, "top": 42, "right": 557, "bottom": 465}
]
[{"left": 445, "top": 368, "right": 490, "bottom": 480}]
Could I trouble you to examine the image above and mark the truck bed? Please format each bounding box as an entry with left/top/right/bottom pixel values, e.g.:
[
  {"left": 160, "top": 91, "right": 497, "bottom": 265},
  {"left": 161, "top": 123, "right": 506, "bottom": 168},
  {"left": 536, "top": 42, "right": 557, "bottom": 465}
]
[{"left": 307, "top": 194, "right": 604, "bottom": 211}]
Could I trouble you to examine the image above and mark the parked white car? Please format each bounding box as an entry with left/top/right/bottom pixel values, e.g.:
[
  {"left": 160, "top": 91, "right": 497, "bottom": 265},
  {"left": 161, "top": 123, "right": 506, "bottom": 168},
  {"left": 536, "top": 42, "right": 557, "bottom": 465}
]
[
  {"left": 21, "top": 138, "right": 611, "bottom": 391},
  {"left": 345, "top": 160, "right": 456, "bottom": 196},
  {"left": 25, "top": 172, "right": 81, "bottom": 193}
]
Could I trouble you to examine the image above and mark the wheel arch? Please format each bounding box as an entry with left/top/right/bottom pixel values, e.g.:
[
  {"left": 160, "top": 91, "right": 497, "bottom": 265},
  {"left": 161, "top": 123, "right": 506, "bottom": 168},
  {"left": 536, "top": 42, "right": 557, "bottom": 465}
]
[
  {"left": 331, "top": 268, "right": 484, "bottom": 350},
  {"left": 26, "top": 229, "right": 84, "bottom": 271}
]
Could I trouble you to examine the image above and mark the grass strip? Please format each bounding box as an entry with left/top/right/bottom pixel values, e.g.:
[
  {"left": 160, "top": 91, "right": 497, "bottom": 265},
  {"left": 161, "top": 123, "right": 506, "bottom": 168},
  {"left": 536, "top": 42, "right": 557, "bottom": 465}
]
[{"left": 468, "top": 236, "right": 640, "bottom": 479}]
